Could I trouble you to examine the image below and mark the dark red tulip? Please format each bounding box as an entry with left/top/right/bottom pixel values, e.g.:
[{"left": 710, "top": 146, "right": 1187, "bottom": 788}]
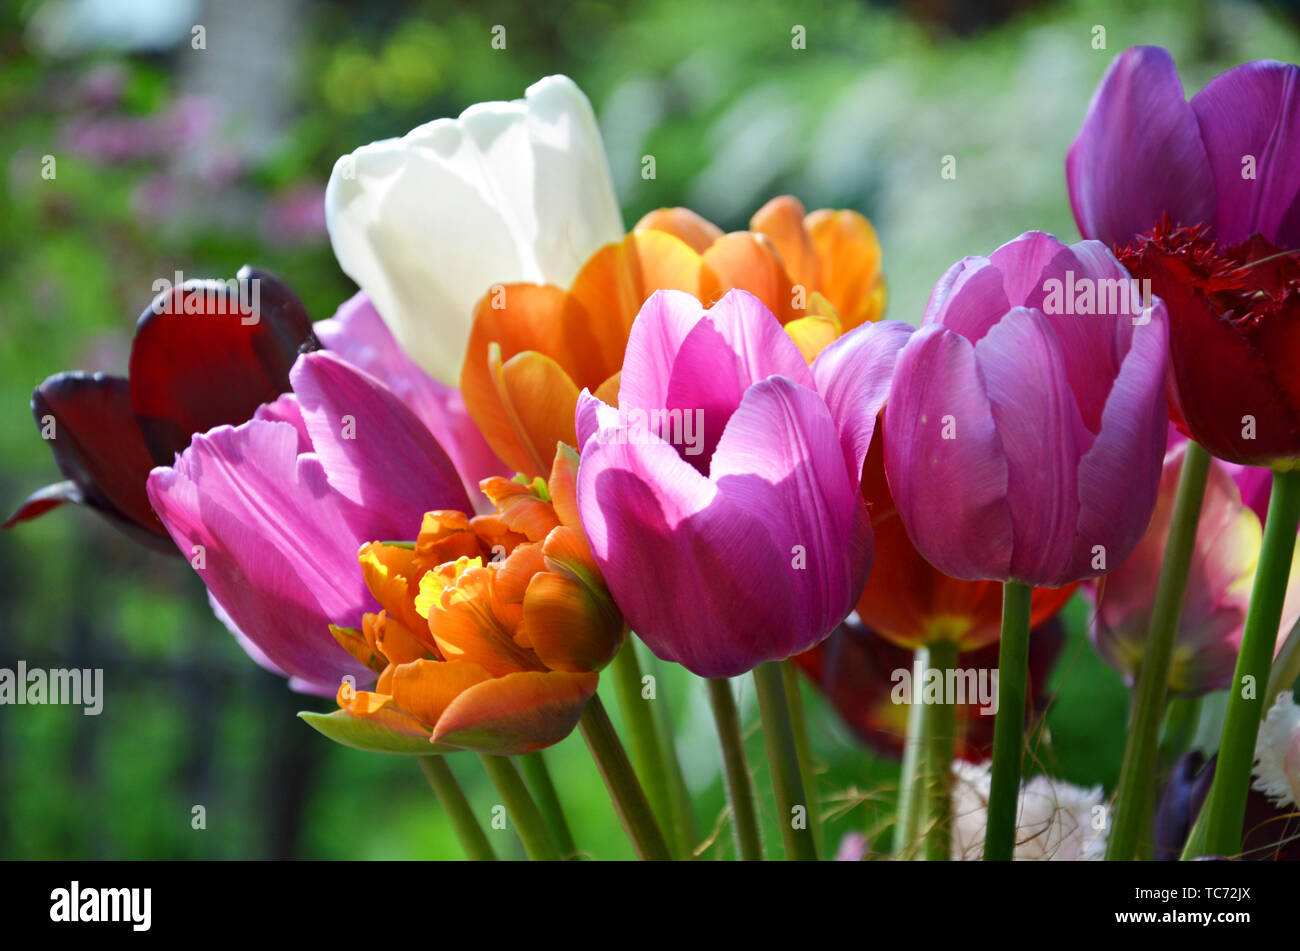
[
  {"left": 793, "top": 616, "right": 1064, "bottom": 762},
  {"left": 5, "top": 266, "right": 317, "bottom": 552},
  {"left": 1069, "top": 47, "right": 1300, "bottom": 467}
]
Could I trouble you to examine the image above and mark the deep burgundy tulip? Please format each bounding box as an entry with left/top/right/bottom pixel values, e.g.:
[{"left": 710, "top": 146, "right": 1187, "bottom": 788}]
[
  {"left": 885, "top": 231, "right": 1169, "bottom": 586},
  {"left": 1069, "top": 46, "right": 1300, "bottom": 467},
  {"left": 5, "top": 267, "right": 316, "bottom": 551}
]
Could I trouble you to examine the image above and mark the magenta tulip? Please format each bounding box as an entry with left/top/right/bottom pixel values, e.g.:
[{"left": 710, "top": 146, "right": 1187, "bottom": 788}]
[
  {"left": 885, "top": 231, "right": 1169, "bottom": 586},
  {"left": 146, "top": 350, "right": 471, "bottom": 691},
  {"left": 574, "top": 288, "right": 912, "bottom": 678}
]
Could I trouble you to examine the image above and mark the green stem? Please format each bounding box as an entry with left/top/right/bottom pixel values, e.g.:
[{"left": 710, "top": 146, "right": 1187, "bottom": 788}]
[
  {"left": 1107, "top": 440, "right": 1212, "bottom": 860},
  {"left": 651, "top": 671, "right": 699, "bottom": 855},
  {"left": 416, "top": 756, "right": 496, "bottom": 861},
  {"left": 921, "top": 639, "right": 959, "bottom": 861},
  {"left": 1264, "top": 616, "right": 1300, "bottom": 706},
  {"left": 706, "top": 677, "right": 763, "bottom": 860},
  {"left": 782, "top": 660, "right": 823, "bottom": 856},
  {"left": 609, "top": 640, "right": 681, "bottom": 855},
  {"left": 892, "top": 656, "right": 928, "bottom": 858},
  {"left": 519, "top": 752, "right": 577, "bottom": 859},
  {"left": 1198, "top": 468, "right": 1300, "bottom": 857},
  {"left": 578, "top": 695, "right": 673, "bottom": 860},
  {"left": 753, "top": 661, "right": 818, "bottom": 860},
  {"left": 985, "top": 580, "right": 1032, "bottom": 861},
  {"left": 478, "top": 754, "right": 561, "bottom": 861}
]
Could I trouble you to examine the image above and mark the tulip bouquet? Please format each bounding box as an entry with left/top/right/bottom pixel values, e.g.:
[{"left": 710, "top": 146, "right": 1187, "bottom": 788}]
[{"left": 9, "top": 51, "right": 1300, "bottom": 862}]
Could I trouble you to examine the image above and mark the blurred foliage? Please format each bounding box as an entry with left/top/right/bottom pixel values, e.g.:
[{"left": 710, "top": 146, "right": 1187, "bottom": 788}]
[{"left": 0, "top": 0, "right": 1295, "bottom": 859}]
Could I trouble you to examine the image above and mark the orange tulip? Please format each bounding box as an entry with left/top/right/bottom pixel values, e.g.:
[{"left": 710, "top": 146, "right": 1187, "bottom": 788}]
[
  {"left": 301, "top": 444, "right": 625, "bottom": 756},
  {"left": 461, "top": 196, "right": 887, "bottom": 477}
]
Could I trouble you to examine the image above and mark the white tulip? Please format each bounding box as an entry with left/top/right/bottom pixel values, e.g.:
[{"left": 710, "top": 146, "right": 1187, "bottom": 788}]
[{"left": 325, "top": 75, "right": 623, "bottom": 384}]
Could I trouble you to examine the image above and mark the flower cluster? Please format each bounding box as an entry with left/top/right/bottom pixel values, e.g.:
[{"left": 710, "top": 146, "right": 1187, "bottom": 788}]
[{"left": 9, "top": 53, "right": 1300, "bottom": 863}]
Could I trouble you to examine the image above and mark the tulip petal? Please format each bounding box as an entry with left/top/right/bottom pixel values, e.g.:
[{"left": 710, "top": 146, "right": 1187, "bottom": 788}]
[
  {"left": 432, "top": 669, "right": 598, "bottom": 754},
  {"left": 129, "top": 267, "right": 316, "bottom": 464},
  {"left": 291, "top": 350, "right": 471, "bottom": 537},
  {"left": 147, "top": 419, "right": 372, "bottom": 688},
  {"left": 20, "top": 372, "right": 169, "bottom": 549},
  {"left": 325, "top": 75, "right": 623, "bottom": 384},
  {"left": 491, "top": 348, "right": 581, "bottom": 479},
  {"left": 635, "top": 206, "right": 724, "bottom": 253},
  {"left": 316, "top": 292, "right": 506, "bottom": 495},
  {"left": 577, "top": 429, "right": 796, "bottom": 676},
  {"left": 391, "top": 658, "right": 494, "bottom": 728},
  {"left": 700, "top": 231, "right": 799, "bottom": 322},
  {"left": 522, "top": 565, "right": 623, "bottom": 673},
  {"left": 922, "top": 256, "right": 1009, "bottom": 343},
  {"left": 712, "top": 377, "right": 870, "bottom": 646},
  {"left": 975, "top": 308, "right": 1091, "bottom": 584},
  {"left": 751, "top": 195, "right": 820, "bottom": 290},
  {"left": 1071, "top": 300, "right": 1169, "bottom": 583},
  {"left": 884, "top": 325, "right": 1013, "bottom": 581},
  {"left": 804, "top": 208, "right": 886, "bottom": 329},
  {"left": 811, "top": 318, "right": 913, "bottom": 484},
  {"left": 1067, "top": 46, "right": 1215, "bottom": 245},
  {"left": 1191, "top": 59, "right": 1300, "bottom": 247}
]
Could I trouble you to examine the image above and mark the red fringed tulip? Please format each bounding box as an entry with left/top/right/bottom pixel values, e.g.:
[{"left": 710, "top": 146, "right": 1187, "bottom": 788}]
[
  {"left": 5, "top": 267, "right": 316, "bottom": 551},
  {"left": 1069, "top": 46, "right": 1300, "bottom": 467},
  {"left": 1090, "top": 440, "right": 1300, "bottom": 694},
  {"left": 304, "top": 445, "right": 625, "bottom": 755},
  {"left": 884, "top": 231, "right": 1169, "bottom": 586},
  {"left": 146, "top": 350, "right": 472, "bottom": 691},
  {"left": 574, "top": 288, "right": 912, "bottom": 677}
]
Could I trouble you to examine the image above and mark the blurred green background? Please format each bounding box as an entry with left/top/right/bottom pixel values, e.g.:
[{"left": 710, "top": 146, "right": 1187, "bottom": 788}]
[{"left": 1, "top": 0, "right": 1297, "bottom": 859}]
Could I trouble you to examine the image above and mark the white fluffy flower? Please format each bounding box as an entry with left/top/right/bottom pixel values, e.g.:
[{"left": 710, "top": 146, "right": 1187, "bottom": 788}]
[
  {"left": 325, "top": 75, "right": 624, "bottom": 384},
  {"left": 1252, "top": 692, "right": 1300, "bottom": 809},
  {"left": 951, "top": 760, "right": 1108, "bottom": 860}
]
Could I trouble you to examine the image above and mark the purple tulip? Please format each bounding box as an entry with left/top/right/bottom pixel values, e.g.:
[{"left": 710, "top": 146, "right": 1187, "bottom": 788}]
[
  {"left": 884, "top": 231, "right": 1169, "bottom": 587},
  {"left": 574, "top": 288, "right": 912, "bottom": 678},
  {"left": 146, "top": 350, "right": 472, "bottom": 692},
  {"left": 1068, "top": 45, "right": 1300, "bottom": 249}
]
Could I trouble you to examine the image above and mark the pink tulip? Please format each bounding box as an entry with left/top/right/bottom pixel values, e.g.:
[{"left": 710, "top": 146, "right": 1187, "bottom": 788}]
[
  {"left": 146, "top": 350, "right": 472, "bottom": 692},
  {"left": 884, "top": 231, "right": 1169, "bottom": 586},
  {"left": 574, "top": 288, "right": 911, "bottom": 677}
]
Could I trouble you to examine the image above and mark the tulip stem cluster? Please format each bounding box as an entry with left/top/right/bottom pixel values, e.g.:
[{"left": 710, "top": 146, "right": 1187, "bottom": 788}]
[
  {"left": 417, "top": 756, "right": 497, "bottom": 861},
  {"left": 519, "top": 753, "right": 578, "bottom": 859},
  {"left": 782, "top": 660, "right": 824, "bottom": 855},
  {"left": 985, "top": 581, "right": 1033, "bottom": 861},
  {"left": 609, "top": 641, "right": 686, "bottom": 857},
  {"left": 1197, "top": 469, "right": 1300, "bottom": 857},
  {"left": 578, "top": 696, "right": 673, "bottom": 860},
  {"left": 706, "top": 678, "right": 764, "bottom": 860},
  {"left": 1106, "top": 440, "right": 1213, "bottom": 860},
  {"left": 479, "top": 754, "right": 563, "bottom": 861},
  {"left": 753, "top": 662, "right": 819, "bottom": 860}
]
